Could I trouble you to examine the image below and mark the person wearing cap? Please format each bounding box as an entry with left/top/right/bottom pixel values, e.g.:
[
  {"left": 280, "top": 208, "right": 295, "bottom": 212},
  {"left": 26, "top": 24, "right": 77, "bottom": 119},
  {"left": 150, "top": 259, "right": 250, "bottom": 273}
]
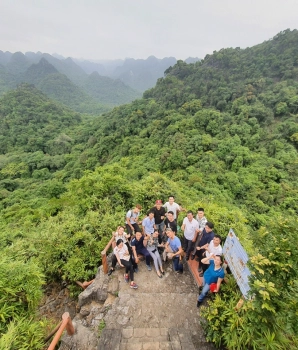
[
  {"left": 197, "top": 254, "right": 224, "bottom": 307},
  {"left": 149, "top": 200, "right": 166, "bottom": 243},
  {"left": 164, "top": 227, "right": 183, "bottom": 274}
]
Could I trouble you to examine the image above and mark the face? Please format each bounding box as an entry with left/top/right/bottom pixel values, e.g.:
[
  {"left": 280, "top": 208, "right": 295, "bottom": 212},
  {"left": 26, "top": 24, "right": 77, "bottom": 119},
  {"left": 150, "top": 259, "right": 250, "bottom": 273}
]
[
  {"left": 167, "top": 213, "right": 174, "bottom": 221},
  {"left": 205, "top": 225, "right": 212, "bottom": 233},
  {"left": 197, "top": 211, "right": 204, "bottom": 219},
  {"left": 214, "top": 256, "right": 222, "bottom": 267},
  {"left": 213, "top": 237, "right": 221, "bottom": 246},
  {"left": 156, "top": 204, "right": 161, "bottom": 209},
  {"left": 117, "top": 241, "right": 123, "bottom": 249},
  {"left": 135, "top": 232, "right": 142, "bottom": 241},
  {"left": 134, "top": 207, "right": 140, "bottom": 213},
  {"left": 149, "top": 213, "right": 154, "bottom": 219},
  {"left": 169, "top": 197, "right": 174, "bottom": 204},
  {"left": 187, "top": 213, "right": 193, "bottom": 220},
  {"left": 166, "top": 230, "right": 174, "bottom": 239},
  {"left": 118, "top": 227, "right": 124, "bottom": 235},
  {"left": 153, "top": 231, "right": 158, "bottom": 238}
]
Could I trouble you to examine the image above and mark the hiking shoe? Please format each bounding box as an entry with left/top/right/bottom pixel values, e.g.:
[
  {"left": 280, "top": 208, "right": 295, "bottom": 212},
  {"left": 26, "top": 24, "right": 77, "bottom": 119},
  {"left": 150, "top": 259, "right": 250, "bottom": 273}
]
[
  {"left": 198, "top": 267, "right": 203, "bottom": 272},
  {"left": 199, "top": 272, "right": 204, "bottom": 277},
  {"left": 108, "top": 269, "right": 114, "bottom": 276},
  {"left": 124, "top": 274, "right": 129, "bottom": 283},
  {"left": 176, "top": 270, "right": 183, "bottom": 274},
  {"left": 130, "top": 282, "right": 138, "bottom": 289},
  {"left": 146, "top": 265, "right": 152, "bottom": 271}
]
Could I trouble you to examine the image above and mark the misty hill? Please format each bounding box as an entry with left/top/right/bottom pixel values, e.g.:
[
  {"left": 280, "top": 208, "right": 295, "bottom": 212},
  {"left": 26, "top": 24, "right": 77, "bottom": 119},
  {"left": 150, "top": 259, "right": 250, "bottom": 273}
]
[
  {"left": 0, "top": 53, "right": 141, "bottom": 113},
  {"left": 81, "top": 71, "right": 141, "bottom": 105}
]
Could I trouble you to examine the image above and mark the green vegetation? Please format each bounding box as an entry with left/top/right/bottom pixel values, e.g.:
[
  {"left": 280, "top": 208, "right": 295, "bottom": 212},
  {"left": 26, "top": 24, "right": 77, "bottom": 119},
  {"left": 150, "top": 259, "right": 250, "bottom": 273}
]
[{"left": 0, "top": 29, "right": 298, "bottom": 349}]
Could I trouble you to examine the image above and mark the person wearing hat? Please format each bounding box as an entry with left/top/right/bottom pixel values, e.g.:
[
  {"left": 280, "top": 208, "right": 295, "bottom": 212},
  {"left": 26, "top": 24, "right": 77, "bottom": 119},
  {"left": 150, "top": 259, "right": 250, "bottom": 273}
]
[
  {"left": 149, "top": 199, "right": 166, "bottom": 243},
  {"left": 197, "top": 254, "right": 224, "bottom": 307}
]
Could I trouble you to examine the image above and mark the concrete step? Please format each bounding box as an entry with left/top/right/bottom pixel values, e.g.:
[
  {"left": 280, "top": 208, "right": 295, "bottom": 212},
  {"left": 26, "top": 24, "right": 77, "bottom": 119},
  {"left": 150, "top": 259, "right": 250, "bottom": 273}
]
[{"left": 98, "top": 327, "right": 214, "bottom": 350}]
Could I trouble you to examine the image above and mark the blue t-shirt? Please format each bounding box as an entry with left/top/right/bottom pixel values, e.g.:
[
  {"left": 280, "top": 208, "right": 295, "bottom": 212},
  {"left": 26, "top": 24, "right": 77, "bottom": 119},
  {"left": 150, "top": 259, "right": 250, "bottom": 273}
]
[
  {"left": 204, "top": 260, "right": 225, "bottom": 284},
  {"left": 142, "top": 216, "right": 155, "bottom": 234},
  {"left": 131, "top": 236, "right": 145, "bottom": 251},
  {"left": 167, "top": 236, "right": 182, "bottom": 256}
]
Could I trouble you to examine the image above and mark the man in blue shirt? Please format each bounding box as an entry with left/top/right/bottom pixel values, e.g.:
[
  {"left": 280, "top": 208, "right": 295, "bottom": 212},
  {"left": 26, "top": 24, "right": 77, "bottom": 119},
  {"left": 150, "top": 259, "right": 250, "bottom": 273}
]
[
  {"left": 131, "top": 231, "right": 152, "bottom": 271},
  {"left": 164, "top": 227, "right": 183, "bottom": 274},
  {"left": 197, "top": 254, "right": 225, "bottom": 307},
  {"left": 142, "top": 211, "right": 155, "bottom": 235}
]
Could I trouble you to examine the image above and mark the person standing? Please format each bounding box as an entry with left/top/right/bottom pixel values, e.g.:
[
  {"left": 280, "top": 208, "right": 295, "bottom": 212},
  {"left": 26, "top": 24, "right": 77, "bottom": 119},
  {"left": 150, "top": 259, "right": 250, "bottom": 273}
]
[
  {"left": 163, "top": 196, "right": 182, "bottom": 220},
  {"left": 149, "top": 199, "right": 166, "bottom": 239},
  {"left": 191, "top": 208, "right": 208, "bottom": 260},
  {"left": 164, "top": 211, "right": 177, "bottom": 233},
  {"left": 197, "top": 254, "right": 224, "bottom": 307},
  {"left": 142, "top": 211, "right": 155, "bottom": 235},
  {"left": 195, "top": 222, "right": 215, "bottom": 274},
  {"left": 181, "top": 210, "right": 199, "bottom": 261},
  {"left": 125, "top": 204, "right": 142, "bottom": 235},
  {"left": 164, "top": 227, "right": 184, "bottom": 274}
]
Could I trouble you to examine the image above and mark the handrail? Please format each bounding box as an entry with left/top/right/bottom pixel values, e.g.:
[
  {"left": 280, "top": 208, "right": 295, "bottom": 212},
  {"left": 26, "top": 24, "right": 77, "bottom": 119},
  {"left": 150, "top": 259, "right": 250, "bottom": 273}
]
[
  {"left": 101, "top": 236, "right": 115, "bottom": 274},
  {"left": 47, "top": 312, "right": 75, "bottom": 350}
]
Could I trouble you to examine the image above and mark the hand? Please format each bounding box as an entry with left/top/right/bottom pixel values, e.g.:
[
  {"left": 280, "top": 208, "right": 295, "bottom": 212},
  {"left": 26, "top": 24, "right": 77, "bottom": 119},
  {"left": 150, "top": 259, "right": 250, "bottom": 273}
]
[
  {"left": 192, "top": 238, "right": 196, "bottom": 242},
  {"left": 135, "top": 257, "right": 139, "bottom": 264},
  {"left": 167, "top": 253, "right": 174, "bottom": 259},
  {"left": 120, "top": 264, "right": 124, "bottom": 267},
  {"left": 196, "top": 247, "right": 201, "bottom": 250}
]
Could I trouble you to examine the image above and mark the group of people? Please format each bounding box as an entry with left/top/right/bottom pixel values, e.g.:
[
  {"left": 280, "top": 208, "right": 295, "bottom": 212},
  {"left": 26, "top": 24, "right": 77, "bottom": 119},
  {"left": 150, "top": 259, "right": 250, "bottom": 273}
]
[{"left": 108, "top": 196, "right": 225, "bottom": 306}]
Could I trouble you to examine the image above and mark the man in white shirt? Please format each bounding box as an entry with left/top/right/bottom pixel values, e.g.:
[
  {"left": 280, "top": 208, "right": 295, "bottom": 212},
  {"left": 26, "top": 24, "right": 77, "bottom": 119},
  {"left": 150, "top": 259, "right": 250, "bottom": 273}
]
[
  {"left": 200, "top": 235, "right": 223, "bottom": 276},
  {"left": 181, "top": 210, "right": 199, "bottom": 261},
  {"left": 191, "top": 208, "right": 208, "bottom": 259},
  {"left": 163, "top": 195, "right": 182, "bottom": 220}
]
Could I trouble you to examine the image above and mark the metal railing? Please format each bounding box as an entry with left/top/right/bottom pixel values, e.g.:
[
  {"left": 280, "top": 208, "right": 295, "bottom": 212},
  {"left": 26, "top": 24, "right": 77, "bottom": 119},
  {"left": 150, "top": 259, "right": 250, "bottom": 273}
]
[{"left": 47, "top": 312, "right": 75, "bottom": 350}]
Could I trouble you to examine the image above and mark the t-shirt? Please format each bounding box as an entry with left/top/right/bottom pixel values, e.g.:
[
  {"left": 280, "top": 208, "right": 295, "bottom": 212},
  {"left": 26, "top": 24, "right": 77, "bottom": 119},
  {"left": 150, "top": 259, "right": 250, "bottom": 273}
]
[
  {"left": 204, "top": 260, "right": 225, "bottom": 285},
  {"left": 206, "top": 240, "right": 223, "bottom": 258},
  {"left": 182, "top": 217, "right": 199, "bottom": 240},
  {"left": 113, "top": 244, "right": 130, "bottom": 261},
  {"left": 163, "top": 202, "right": 180, "bottom": 219},
  {"left": 199, "top": 229, "right": 215, "bottom": 247},
  {"left": 164, "top": 218, "right": 177, "bottom": 233},
  {"left": 142, "top": 216, "right": 155, "bottom": 234},
  {"left": 126, "top": 210, "right": 140, "bottom": 224},
  {"left": 114, "top": 232, "right": 128, "bottom": 244},
  {"left": 167, "top": 236, "right": 182, "bottom": 257},
  {"left": 149, "top": 206, "right": 166, "bottom": 224},
  {"left": 131, "top": 236, "right": 145, "bottom": 251},
  {"left": 195, "top": 215, "right": 207, "bottom": 231}
]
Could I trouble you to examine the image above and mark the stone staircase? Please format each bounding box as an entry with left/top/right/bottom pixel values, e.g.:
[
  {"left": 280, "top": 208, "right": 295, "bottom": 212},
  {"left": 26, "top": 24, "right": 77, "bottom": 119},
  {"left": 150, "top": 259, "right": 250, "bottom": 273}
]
[{"left": 99, "top": 327, "right": 212, "bottom": 350}]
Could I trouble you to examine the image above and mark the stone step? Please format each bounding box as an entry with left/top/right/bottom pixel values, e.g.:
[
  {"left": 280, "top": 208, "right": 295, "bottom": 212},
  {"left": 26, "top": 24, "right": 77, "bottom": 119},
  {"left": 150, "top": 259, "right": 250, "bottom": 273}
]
[{"left": 98, "top": 327, "right": 214, "bottom": 350}]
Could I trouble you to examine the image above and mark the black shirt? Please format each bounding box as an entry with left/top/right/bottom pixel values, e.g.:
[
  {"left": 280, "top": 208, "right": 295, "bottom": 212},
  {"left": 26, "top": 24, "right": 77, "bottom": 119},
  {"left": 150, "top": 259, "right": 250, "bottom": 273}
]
[
  {"left": 149, "top": 206, "right": 166, "bottom": 225},
  {"left": 164, "top": 218, "right": 177, "bottom": 233}
]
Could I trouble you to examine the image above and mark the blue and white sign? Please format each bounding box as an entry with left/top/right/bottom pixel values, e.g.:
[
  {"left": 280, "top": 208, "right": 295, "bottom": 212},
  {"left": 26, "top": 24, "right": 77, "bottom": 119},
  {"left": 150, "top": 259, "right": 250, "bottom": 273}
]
[{"left": 223, "top": 229, "right": 250, "bottom": 299}]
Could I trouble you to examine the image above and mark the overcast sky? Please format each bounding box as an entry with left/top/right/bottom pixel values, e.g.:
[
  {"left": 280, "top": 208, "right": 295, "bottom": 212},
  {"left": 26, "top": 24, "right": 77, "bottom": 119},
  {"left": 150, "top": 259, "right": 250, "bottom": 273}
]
[{"left": 0, "top": 0, "right": 297, "bottom": 61}]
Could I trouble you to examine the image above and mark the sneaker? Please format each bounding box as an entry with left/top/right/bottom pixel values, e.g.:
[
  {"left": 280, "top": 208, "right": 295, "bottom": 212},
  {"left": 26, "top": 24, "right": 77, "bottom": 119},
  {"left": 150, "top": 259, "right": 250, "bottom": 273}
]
[
  {"left": 134, "top": 267, "right": 139, "bottom": 273},
  {"left": 198, "top": 267, "right": 203, "bottom": 272},
  {"left": 108, "top": 269, "right": 114, "bottom": 276},
  {"left": 197, "top": 301, "right": 202, "bottom": 308},
  {"left": 146, "top": 265, "right": 152, "bottom": 271},
  {"left": 190, "top": 254, "right": 195, "bottom": 260},
  {"left": 176, "top": 270, "right": 183, "bottom": 274},
  {"left": 124, "top": 274, "right": 129, "bottom": 283},
  {"left": 199, "top": 272, "right": 204, "bottom": 277},
  {"left": 186, "top": 255, "right": 189, "bottom": 261},
  {"left": 130, "top": 282, "right": 138, "bottom": 289}
]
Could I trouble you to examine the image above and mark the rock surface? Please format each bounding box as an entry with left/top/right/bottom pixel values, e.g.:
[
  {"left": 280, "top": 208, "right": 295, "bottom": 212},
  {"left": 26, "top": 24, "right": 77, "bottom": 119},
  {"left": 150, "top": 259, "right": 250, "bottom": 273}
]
[{"left": 58, "top": 257, "right": 215, "bottom": 350}]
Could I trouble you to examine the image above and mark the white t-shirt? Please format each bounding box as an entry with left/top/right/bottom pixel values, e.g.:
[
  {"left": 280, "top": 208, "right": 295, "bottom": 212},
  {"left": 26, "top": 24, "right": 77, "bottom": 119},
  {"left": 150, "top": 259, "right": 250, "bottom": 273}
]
[
  {"left": 206, "top": 240, "right": 223, "bottom": 258},
  {"left": 114, "top": 232, "right": 128, "bottom": 244},
  {"left": 163, "top": 202, "right": 180, "bottom": 219},
  {"left": 113, "top": 244, "right": 130, "bottom": 261},
  {"left": 182, "top": 217, "right": 199, "bottom": 240}
]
